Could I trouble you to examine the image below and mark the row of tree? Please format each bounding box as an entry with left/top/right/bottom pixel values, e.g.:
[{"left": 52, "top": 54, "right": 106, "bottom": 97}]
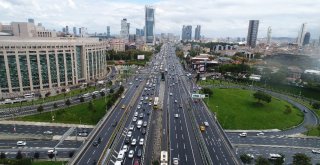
[{"left": 106, "top": 50, "right": 152, "bottom": 61}]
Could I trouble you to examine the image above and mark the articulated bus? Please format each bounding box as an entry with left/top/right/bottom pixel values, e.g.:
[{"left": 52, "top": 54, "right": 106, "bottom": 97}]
[
  {"left": 153, "top": 97, "right": 159, "bottom": 109},
  {"left": 160, "top": 151, "right": 168, "bottom": 165}
]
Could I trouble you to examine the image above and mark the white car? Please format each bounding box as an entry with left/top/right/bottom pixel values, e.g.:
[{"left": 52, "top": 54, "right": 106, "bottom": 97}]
[
  {"left": 17, "top": 141, "right": 26, "bottom": 146},
  {"left": 170, "top": 93, "right": 173, "bottom": 96},
  {"left": 312, "top": 149, "right": 320, "bottom": 154},
  {"left": 128, "top": 150, "right": 134, "bottom": 158},
  {"left": 257, "top": 132, "right": 265, "bottom": 136},
  {"left": 137, "top": 105, "right": 141, "bottom": 109},
  {"left": 133, "top": 117, "right": 137, "bottom": 122},
  {"left": 134, "top": 112, "right": 138, "bottom": 117},
  {"left": 174, "top": 100, "right": 177, "bottom": 103},
  {"left": 239, "top": 132, "right": 247, "bottom": 137},
  {"left": 129, "top": 82, "right": 133, "bottom": 85},
  {"left": 149, "top": 102, "right": 152, "bottom": 106},
  {"left": 203, "top": 122, "right": 209, "bottom": 127},
  {"left": 139, "top": 138, "right": 144, "bottom": 145},
  {"left": 131, "top": 139, "right": 137, "bottom": 145},
  {"left": 129, "top": 125, "right": 134, "bottom": 131},
  {"left": 174, "top": 114, "right": 179, "bottom": 118},
  {"left": 121, "top": 95, "right": 125, "bottom": 99},
  {"left": 127, "top": 131, "right": 132, "bottom": 138},
  {"left": 43, "top": 131, "right": 53, "bottom": 135},
  {"left": 173, "top": 158, "right": 179, "bottom": 165},
  {"left": 122, "top": 145, "right": 129, "bottom": 152},
  {"left": 48, "top": 149, "right": 58, "bottom": 155}
]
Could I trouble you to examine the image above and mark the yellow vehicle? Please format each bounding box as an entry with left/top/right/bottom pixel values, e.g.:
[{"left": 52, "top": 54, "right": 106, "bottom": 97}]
[
  {"left": 121, "top": 105, "right": 126, "bottom": 109},
  {"left": 200, "top": 125, "right": 206, "bottom": 132}
]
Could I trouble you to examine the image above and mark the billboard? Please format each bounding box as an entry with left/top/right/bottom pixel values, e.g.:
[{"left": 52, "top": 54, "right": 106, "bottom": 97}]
[{"left": 137, "top": 55, "right": 145, "bottom": 60}]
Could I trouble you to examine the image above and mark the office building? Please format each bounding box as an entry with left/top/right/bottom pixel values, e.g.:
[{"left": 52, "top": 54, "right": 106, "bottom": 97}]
[
  {"left": 73, "top": 27, "right": 77, "bottom": 36},
  {"left": 195, "top": 25, "right": 201, "bottom": 40},
  {"left": 120, "top": 18, "right": 130, "bottom": 42},
  {"left": 145, "top": 6, "right": 155, "bottom": 44},
  {"left": 246, "top": 20, "right": 259, "bottom": 48},
  {"left": 297, "top": 23, "right": 307, "bottom": 47},
  {"left": 79, "top": 27, "right": 87, "bottom": 37},
  {"left": 28, "top": 19, "right": 34, "bottom": 24},
  {"left": 109, "top": 39, "right": 125, "bottom": 52},
  {"left": 303, "top": 32, "right": 311, "bottom": 46},
  {"left": 182, "top": 25, "right": 192, "bottom": 41},
  {"left": 267, "top": 26, "right": 272, "bottom": 44},
  {"left": 0, "top": 37, "right": 108, "bottom": 96},
  {"left": 65, "top": 26, "right": 69, "bottom": 34},
  {"left": 107, "top": 26, "right": 110, "bottom": 37}
]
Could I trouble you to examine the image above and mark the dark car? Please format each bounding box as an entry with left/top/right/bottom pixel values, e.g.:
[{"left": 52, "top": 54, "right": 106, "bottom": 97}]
[
  {"left": 137, "top": 149, "right": 142, "bottom": 157},
  {"left": 112, "top": 121, "right": 118, "bottom": 127},
  {"left": 134, "top": 159, "right": 140, "bottom": 165},
  {"left": 125, "top": 136, "right": 131, "bottom": 144},
  {"left": 141, "top": 128, "right": 146, "bottom": 135},
  {"left": 92, "top": 141, "right": 99, "bottom": 146}
]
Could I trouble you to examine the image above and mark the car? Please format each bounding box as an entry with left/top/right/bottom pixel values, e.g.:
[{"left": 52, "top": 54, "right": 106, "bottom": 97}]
[
  {"left": 134, "top": 112, "right": 138, "bottom": 117},
  {"left": 174, "top": 100, "right": 177, "bottom": 103},
  {"left": 133, "top": 117, "right": 137, "bottom": 122},
  {"left": 179, "top": 104, "right": 182, "bottom": 108},
  {"left": 139, "top": 113, "right": 144, "bottom": 118},
  {"left": 139, "top": 138, "right": 144, "bottom": 145},
  {"left": 78, "top": 132, "right": 88, "bottom": 137},
  {"left": 137, "top": 105, "right": 141, "bottom": 109},
  {"left": 43, "top": 131, "right": 53, "bottom": 135},
  {"left": 139, "top": 101, "right": 142, "bottom": 105},
  {"left": 141, "top": 128, "right": 146, "bottom": 135},
  {"left": 174, "top": 114, "right": 179, "bottom": 118},
  {"left": 134, "top": 159, "right": 140, "bottom": 165},
  {"left": 203, "top": 122, "right": 209, "bottom": 127},
  {"left": 257, "top": 132, "right": 265, "bottom": 136},
  {"left": 140, "top": 97, "right": 144, "bottom": 101},
  {"left": 131, "top": 139, "right": 137, "bottom": 145},
  {"left": 143, "top": 121, "right": 148, "bottom": 127},
  {"left": 200, "top": 125, "right": 206, "bottom": 132},
  {"left": 246, "top": 154, "right": 254, "bottom": 159},
  {"left": 129, "top": 82, "right": 133, "bottom": 85},
  {"left": 149, "top": 102, "right": 152, "bottom": 106},
  {"left": 170, "top": 93, "right": 173, "bottom": 96},
  {"left": 16, "top": 141, "right": 26, "bottom": 146},
  {"left": 137, "top": 149, "right": 142, "bottom": 157},
  {"left": 173, "top": 158, "right": 179, "bottom": 165},
  {"left": 121, "top": 95, "right": 125, "bottom": 99},
  {"left": 112, "top": 121, "right": 118, "bottom": 127},
  {"left": 128, "top": 150, "right": 134, "bottom": 158},
  {"left": 127, "top": 131, "right": 132, "bottom": 137},
  {"left": 147, "top": 111, "right": 150, "bottom": 116},
  {"left": 92, "top": 141, "right": 99, "bottom": 146},
  {"left": 122, "top": 145, "right": 129, "bottom": 152},
  {"left": 239, "top": 132, "right": 247, "bottom": 137},
  {"left": 125, "top": 137, "right": 131, "bottom": 144},
  {"left": 312, "top": 149, "right": 320, "bottom": 154},
  {"left": 129, "top": 125, "right": 134, "bottom": 130},
  {"left": 145, "top": 97, "right": 148, "bottom": 100},
  {"left": 121, "top": 105, "right": 126, "bottom": 109}
]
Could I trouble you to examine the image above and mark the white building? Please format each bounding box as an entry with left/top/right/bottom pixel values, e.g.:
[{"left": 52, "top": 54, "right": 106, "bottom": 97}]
[{"left": 120, "top": 18, "right": 130, "bottom": 42}]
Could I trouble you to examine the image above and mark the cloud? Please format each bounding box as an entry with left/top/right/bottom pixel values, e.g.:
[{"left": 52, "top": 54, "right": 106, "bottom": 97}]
[{"left": 0, "top": 0, "right": 319, "bottom": 38}]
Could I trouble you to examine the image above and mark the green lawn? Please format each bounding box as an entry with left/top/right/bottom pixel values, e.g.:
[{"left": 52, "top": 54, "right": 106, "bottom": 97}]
[
  {"left": 206, "top": 88, "right": 304, "bottom": 130},
  {"left": 32, "top": 161, "right": 67, "bottom": 165},
  {"left": 16, "top": 96, "right": 110, "bottom": 125}
]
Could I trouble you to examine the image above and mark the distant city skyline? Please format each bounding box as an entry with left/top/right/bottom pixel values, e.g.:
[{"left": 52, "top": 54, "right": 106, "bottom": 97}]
[{"left": 0, "top": 0, "right": 319, "bottom": 38}]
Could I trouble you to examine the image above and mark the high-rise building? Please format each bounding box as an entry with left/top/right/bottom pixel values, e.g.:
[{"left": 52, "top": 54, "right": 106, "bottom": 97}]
[
  {"left": 120, "top": 18, "right": 130, "bottom": 42},
  {"left": 136, "top": 28, "right": 141, "bottom": 36},
  {"left": 267, "top": 26, "right": 272, "bottom": 45},
  {"left": 194, "top": 25, "right": 201, "bottom": 40},
  {"left": 28, "top": 18, "right": 34, "bottom": 24},
  {"left": 107, "top": 26, "right": 110, "bottom": 37},
  {"left": 73, "top": 27, "right": 77, "bottom": 35},
  {"left": 145, "top": 6, "right": 155, "bottom": 44},
  {"left": 297, "top": 23, "right": 307, "bottom": 47},
  {"left": 303, "top": 32, "right": 311, "bottom": 46},
  {"left": 62, "top": 27, "right": 66, "bottom": 33},
  {"left": 181, "top": 25, "right": 192, "bottom": 41},
  {"left": 66, "top": 26, "right": 69, "bottom": 34},
  {"left": 79, "top": 27, "right": 87, "bottom": 37},
  {"left": 246, "top": 20, "right": 259, "bottom": 48}
]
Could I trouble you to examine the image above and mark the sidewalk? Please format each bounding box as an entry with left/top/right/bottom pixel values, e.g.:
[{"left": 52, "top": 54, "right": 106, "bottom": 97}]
[{"left": 0, "top": 120, "right": 95, "bottom": 128}]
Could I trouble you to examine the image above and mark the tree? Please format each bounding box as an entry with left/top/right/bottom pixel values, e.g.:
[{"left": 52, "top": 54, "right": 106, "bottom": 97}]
[
  {"left": 272, "top": 153, "right": 285, "bottom": 165},
  {"left": 53, "top": 103, "right": 58, "bottom": 108},
  {"left": 196, "top": 73, "right": 200, "bottom": 82},
  {"left": 45, "top": 92, "right": 51, "bottom": 98},
  {"left": 69, "top": 150, "right": 75, "bottom": 158},
  {"left": 88, "top": 101, "right": 96, "bottom": 112},
  {"left": 100, "top": 91, "right": 105, "bottom": 97},
  {"left": 255, "top": 156, "right": 270, "bottom": 165},
  {"left": 37, "top": 105, "right": 44, "bottom": 113},
  {"left": 312, "top": 102, "right": 320, "bottom": 109},
  {"left": 292, "top": 153, "right": 311, "bottom": 165},
  {"left": 202, "top": 87, "right": 213, "bottom": 96},
  {"left": 317, "top": 124, "right": 320, "bottom": 136},
  {"left": 240, "top": 154, "right": 252, "bottom": 164},
  {"left": 34, "top": 152, "right": 40, "bottom": 159},
  {"left": 152, "top": 160, "right": 160, "bottom": 165},
  {"left": 92, "top": 94, "right": 96, "bottom": 99},
  {"left": 109, "top": 88, "right": 114, "bottom": 94},
  {"left": 0, "top": 152, "right": 6, "bottom": 159},
  {"left": 284, "top": 105, "right": 292, "bottom": 114},
  {"left": 80, "top": 97, "right": 85, "bottom": 103},
  {"left": 65, "top": 99, "right": 71, "bottom": 106},
  {"left": 253, "top": 91, "right": 271, "bottom": 104},
  {"left": 304, "top": 125, "right": 313, "bottom": 136},
  {"left": 48, "top": 152, "right": 54, "bottom": 160},
  {"left": 16, "top": 150, "right": 23, "bottom": 159}
]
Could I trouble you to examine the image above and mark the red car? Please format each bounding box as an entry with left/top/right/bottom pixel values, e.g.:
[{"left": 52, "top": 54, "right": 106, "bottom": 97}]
[{"left": 134, "top": 159, "right": 140, "bottom": 165}]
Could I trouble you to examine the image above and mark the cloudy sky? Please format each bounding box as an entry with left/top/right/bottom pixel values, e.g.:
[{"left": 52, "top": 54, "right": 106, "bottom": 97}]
[{"left": 0, "top": 0, "right": 319, "bottom": 39}]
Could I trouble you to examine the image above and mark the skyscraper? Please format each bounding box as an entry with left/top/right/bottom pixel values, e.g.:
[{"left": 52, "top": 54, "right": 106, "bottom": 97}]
[
  {"left": 120, "top": 18, "right": 130, "bottom": 42},
  {"left": 73, "top": 27, "right": 77, "bottom": 36},
  {"left": 195, "top": 25, "right": 201, "bottom": 40},
  {"left": 297, "top": 23, "right": 307, "bottom": 46},
  {"left": 28, "top": 18, "right": 34, "bottom": 24},
  {"left": 267, "top": 26, "right": 272, "bottom": 45},
  {"left": 181, "top": 25, "right": 192, "bottom": 41},
  {"left": 246, "top": 20, "right": 259, "bottom": 48},
  {"left": 303, "top": 32, "right": 311, "bottom": 46},
  {"left": 136, "top": 28, "right": 141, "bottom": 36},
  {"left": 66, "top": 26, "right": 69, "bottom": 34},
  {"left": 107, "top": 26, "right": 110, "bottom": 37},
  {"left": 145, "top": 6, "right": 155, "bottom": 44}
]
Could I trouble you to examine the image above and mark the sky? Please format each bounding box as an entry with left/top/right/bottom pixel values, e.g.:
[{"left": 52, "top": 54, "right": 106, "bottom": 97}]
[{"left": 0, "top": 0, "right": 319, "bottom": 39}]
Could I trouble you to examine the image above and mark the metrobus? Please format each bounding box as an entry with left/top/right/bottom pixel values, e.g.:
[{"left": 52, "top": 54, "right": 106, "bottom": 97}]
[
  {"left": 160, "top": 151, "right": 168, "bottom": 165},
  {"left": 153, "top": 97, "right": 159, "bottom": 109}
]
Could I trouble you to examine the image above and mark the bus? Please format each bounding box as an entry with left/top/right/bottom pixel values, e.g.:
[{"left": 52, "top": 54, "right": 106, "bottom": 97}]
[
  {"left": 160, "top": 151, "right": 168, "bottom": 165},
  {"left": 153, "top": 97, "right": 159, "bottom": 109}
]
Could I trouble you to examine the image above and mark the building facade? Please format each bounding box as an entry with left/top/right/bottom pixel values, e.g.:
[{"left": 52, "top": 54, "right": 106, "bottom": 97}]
[
  {"left": 247, "top": 20, "right": 259, "bottom": 48},
  {"left": 297, "top": 23, "right": 307, "bottom": 47},
  {"left": 182, "top": 25, "right": 192, "bottom": 41},
  {"left": 303, "top": 32, "right": 310, "bottom": 46},
  {"left": 109, "top": 39, "right": 125, "bottom": 52},
  {"left": 120, "top": 18, "right": 130, "bottom": 42},
  {"left": 0, "top": 37, "right": 108, "bottom": 97},
  {"left": 195, "top": 25, "right": 201, "bottom": 40},
  {"left": 145, "top": 6, "right": 155, "bottom": 45}
]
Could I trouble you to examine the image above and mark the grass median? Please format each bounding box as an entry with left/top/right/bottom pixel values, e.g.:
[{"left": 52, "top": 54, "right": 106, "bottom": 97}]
[
  {"left": 205, "top": 88, "right": 304, "bottom": 130},
  {"left": 16, "top": 96, "right": 111, "bottom": 125}
]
